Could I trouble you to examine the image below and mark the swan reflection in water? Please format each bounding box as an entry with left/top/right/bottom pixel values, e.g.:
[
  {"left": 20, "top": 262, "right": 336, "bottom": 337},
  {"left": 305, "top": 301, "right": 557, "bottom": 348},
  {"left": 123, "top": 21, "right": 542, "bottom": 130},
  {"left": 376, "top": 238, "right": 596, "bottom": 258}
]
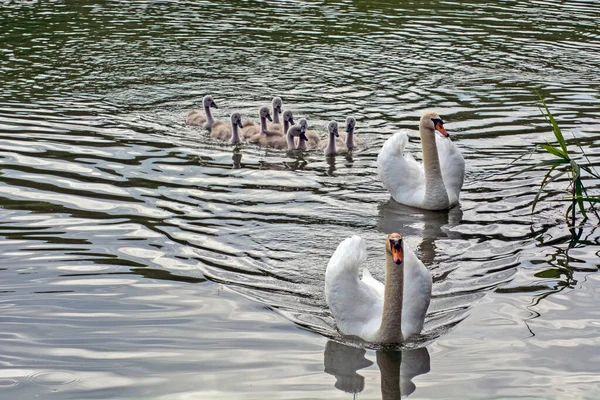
[
  {"left": 377, "top": 200, "right": 463, "bottom": 265},
  {"left": 324, "top": 340, "right": 430, "bottom": 398}
]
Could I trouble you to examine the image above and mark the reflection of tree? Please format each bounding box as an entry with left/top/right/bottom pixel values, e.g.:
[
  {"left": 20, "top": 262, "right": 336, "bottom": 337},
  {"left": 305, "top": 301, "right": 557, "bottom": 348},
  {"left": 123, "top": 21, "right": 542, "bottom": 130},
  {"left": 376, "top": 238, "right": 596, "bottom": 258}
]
[{"left": 324, "top": 340, "right": 430, "bottom": 398}]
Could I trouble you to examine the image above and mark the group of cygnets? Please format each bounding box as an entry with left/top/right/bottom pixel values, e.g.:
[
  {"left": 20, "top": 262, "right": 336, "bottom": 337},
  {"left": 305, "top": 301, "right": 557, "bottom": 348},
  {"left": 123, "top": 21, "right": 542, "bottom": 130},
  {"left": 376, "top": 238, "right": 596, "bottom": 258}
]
[{"left": 185, "top": 95, "right": 357, "bottom": 156}]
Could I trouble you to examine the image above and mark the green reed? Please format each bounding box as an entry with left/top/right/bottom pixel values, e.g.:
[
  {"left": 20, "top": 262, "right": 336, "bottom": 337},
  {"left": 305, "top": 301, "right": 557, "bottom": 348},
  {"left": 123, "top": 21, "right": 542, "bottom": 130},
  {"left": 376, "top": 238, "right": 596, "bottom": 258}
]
[{"left": 523, "top": 91, "right": 600, "bottom": 225}]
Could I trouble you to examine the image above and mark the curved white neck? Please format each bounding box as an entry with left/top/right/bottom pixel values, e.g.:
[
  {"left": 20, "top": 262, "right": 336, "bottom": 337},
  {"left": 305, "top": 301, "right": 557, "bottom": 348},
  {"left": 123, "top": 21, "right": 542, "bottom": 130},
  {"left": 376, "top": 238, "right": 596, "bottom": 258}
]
[
  {"left": 378, "top": 252, "right": 404, "bottom": 343},
  {"left": 420, "top": 127, "right": 449, "bottom": 208}
]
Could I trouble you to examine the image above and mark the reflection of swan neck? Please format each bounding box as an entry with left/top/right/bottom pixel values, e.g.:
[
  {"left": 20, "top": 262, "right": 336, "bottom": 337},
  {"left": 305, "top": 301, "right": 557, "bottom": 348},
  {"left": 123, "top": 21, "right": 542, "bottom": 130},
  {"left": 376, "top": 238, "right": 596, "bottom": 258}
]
[
  {"left": 420, "top": 126, "right": 449, "bottom": 208},
  {"left": 378, "top": 252, "right": 404, "bottom": 343}
]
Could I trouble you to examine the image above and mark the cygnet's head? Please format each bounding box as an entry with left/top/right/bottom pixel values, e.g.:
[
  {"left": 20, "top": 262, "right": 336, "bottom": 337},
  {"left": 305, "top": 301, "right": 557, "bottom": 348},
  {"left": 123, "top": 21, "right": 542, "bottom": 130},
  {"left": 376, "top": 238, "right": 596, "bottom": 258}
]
[
  {"left": 230, "top": 112, "right": 243, "bottom": 128},
  {"left": 345, "top": 116, "right": 356, "bottom": 133},
  {"left": 420, "top": 111, "right": 448, "bottom": 137},
  {"left": 282, "top": 110, "right": 294, "bottom": 125},
  {"left": 385, "top": 233, "right": 404, "bottom": 265},
  {"left": 203, "top": 95, "right": 218, "bottom": 109},
  {"left": 328, "top": 121, "right": 339, "bottom": 137},
  {"left": 272, "top": 97, "right": 283, "bottom": 114},
  {"left": 259, "top": 106, "right": 273, "bottom": 122},
  {"left": 298, "top": 118, "right": 308, "bottom": 131}
]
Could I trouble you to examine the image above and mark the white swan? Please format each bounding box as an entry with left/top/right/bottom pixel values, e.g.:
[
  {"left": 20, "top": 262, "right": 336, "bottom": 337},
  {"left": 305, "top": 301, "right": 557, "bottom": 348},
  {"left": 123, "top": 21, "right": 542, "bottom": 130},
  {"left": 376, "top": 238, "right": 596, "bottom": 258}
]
[
  {"left": 210, "top": 112, "right": 244, "bottom": 144},
  {"left": 325, "top": 233, "right": 432, "bottom": 343},
  {"left": 377, "top": 111, "right": 465, "bottom": 210},
  {"left": 320, "top": 121, "right": 348, "bottom": 156},
  {"left": 337, "top": 116, "right": 358, "bottom": 149},
  {"left": 185, "top": 95, "right": 219, "bottom": 129}
]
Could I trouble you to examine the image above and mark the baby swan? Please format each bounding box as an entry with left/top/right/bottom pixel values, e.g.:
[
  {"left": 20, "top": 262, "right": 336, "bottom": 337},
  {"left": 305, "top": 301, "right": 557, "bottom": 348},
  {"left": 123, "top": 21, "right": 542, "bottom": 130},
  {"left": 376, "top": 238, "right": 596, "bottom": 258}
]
[
  {"left": 320, "top": 121, "right": 348, "bottom": 156},
  {"left": 250, "top": 110, "right": 295, "bottom": 146},
  {"left": 241, "top": 106, "right": 273, "bottom": 139},
  {"left": 186, "top": 95, "right": 219, "bottom": 129},
  {"left": 296, "top": 119, "right": 321, "bottom": 150},
  {"left": 268, "top": 97, "right": 283, "bottom": 127},
  {"left": 210, "top": 112, "right": 244, "bottom": 144},
  {"left": 285, "top": 119, "right": 309, "bottom": 151},
  {"left": 338, "top": 117, "right": 358, "bottom": 149}
]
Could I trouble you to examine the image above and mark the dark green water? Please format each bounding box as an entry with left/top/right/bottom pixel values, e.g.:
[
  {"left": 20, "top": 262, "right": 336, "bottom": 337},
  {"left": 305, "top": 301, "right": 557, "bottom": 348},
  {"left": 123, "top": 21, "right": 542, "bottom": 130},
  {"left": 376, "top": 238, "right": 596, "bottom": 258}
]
[{"left": 1, "top": 1, "right": 599, "bottom": 398}]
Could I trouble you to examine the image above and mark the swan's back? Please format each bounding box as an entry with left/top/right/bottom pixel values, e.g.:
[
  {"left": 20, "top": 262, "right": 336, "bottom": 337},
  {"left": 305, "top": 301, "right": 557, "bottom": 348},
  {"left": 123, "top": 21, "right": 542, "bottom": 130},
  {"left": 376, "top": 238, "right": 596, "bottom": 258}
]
[
  {"left": 186, "top": 110, "right": 206, "bottom": 126},
  {"left": 436, "top": 135, "right": 465, "bottom": 206},
  {"left": 401, "top": 247, "right": 432, "bottom": 339},
  {"left": 325, "top": 236, "right": 383, "bottom": 340},
  {"left": 377, "top": 131, "right": 426, "bottom": 207}
]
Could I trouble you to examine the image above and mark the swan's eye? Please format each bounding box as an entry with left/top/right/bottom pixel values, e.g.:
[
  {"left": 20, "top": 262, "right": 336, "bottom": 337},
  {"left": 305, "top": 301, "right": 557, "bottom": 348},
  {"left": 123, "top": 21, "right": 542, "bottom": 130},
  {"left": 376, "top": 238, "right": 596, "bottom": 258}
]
[{"left": 431, "top": 118, "right": 444, "bottom": 126}]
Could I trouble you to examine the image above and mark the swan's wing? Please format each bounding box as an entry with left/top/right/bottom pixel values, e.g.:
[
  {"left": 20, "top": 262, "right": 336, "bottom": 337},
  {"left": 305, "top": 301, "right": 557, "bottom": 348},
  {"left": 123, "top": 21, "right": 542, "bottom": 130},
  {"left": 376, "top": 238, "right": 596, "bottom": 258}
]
[
  {"left": 377, "top": 131, "right": 425, "bottom": 208},
  {"left": 401, "top": 244, "right": 433, "bottom": 339},
  {"left": 436, "top": 135, "right": 465, "bottom": 205},
  {"left": 325, "top": 236, "right": 383, "bottom": 340},
  {"left": 185, "top": 110, "right": 206, "bottom": 126}
]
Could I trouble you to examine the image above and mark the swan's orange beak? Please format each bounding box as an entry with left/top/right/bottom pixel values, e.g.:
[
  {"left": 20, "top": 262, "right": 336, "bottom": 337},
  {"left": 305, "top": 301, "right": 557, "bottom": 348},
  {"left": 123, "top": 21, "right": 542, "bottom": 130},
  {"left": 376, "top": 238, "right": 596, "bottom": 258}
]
[
  {"left": 389, "top": 238, "right": 404, "bottom": 265},
  {"left": 435, "top": 121, "right": 449, "bottom": 137}
]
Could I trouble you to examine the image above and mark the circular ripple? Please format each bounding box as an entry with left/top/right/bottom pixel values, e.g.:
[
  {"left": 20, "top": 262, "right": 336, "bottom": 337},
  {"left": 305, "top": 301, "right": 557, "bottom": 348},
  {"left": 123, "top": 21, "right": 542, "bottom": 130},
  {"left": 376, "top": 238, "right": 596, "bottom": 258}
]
[
  {"left": 29, "top": 371, "right": 80, "bottom": 386},
  {"left": 0, "top": 379, "right": 19, "bottom": 388}
]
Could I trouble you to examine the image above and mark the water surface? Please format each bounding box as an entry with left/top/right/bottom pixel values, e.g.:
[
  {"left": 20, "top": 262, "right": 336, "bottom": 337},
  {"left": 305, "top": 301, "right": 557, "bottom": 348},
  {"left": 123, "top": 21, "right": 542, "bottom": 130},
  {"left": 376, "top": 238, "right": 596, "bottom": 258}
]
[{"left": 1, "top": 1, "right": 599, "bottom": 398}]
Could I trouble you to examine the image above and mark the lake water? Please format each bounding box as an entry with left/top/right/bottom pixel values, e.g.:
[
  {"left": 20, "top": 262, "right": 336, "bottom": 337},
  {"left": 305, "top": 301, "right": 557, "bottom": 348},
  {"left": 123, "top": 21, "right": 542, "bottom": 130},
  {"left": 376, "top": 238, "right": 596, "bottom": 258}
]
[{"left": 1, "top": 1, "right": 599, "bottom": 399}]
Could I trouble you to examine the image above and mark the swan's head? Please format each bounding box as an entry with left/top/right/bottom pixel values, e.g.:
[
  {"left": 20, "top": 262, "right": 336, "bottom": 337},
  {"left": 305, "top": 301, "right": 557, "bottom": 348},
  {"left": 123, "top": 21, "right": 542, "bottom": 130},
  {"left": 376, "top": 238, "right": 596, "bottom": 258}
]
[
  {"left": 345, "top": 116, "right": 356, "bottom": 133},
  {"left": 230, "top": 112, "right": 243, "bottom": 129},
  {"left": 203, "top": 95, "right": 218, "bottom": 109},
  {"left": 272, "top": 97, "right": 283, "bottom": 114},
  {"left": 259, "top": 106, "right": 273, "bottom": 122},
  {"left": 386, "top": 233, "right": 404, "bottom": 265},
  {"left": 421, "top": 111, "right": 448, "bottom": 137},
  {"left": 290, "top": 118, "right": 309, "bottom": 142},
  {"left": 328, "top": 121, "right": 339, "bottom": 137},
  {"left": 282, "top": 110, "right": 295, "bottom": 125}
]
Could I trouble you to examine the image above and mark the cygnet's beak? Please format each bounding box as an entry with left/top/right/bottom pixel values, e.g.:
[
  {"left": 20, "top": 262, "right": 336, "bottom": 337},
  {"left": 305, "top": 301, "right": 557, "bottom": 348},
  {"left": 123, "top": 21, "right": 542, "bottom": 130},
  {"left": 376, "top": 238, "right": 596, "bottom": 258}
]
[
  {"left": 289, "top": 117, "right": 295, "bottom": 125},
  {"left": 265, "top": 113, "right": 273, "bottom": 122},
  {"left": 211, "top": 101, "right": 218, "bottom": 109},
  {"left": 334, "top": 130, "right": 339, "bottom": 137},
  {"left": 300, "top": 132, "right": 309, "bottom": 142},
  {"left": 236, "top": 120, "right": 244, "bottom": 129}
]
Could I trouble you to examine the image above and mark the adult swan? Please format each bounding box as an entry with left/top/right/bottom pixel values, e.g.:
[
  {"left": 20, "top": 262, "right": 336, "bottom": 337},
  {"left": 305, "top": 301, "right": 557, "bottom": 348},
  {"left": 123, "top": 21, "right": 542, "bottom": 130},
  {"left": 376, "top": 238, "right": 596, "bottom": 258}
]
[
  {"left": 377, "top": 111, "right": 465, "bottom": 210},
  {"left": 325, "top": 233, "right": 432, "bottom": 343}
]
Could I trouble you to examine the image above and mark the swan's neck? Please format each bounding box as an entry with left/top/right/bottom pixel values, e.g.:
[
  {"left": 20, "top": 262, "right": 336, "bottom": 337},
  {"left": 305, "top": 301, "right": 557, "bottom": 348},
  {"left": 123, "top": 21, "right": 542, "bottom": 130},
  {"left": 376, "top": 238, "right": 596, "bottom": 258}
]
[
  {"left": 273, "top": 108, "right": 280, "bottom": 124},
  {"left": 230, "top": 124, "right": 240, "bottom": 144},
  {"left": 287, "top": 131, "right": 296, "bottom": 150},
  {"left": 297, "top": 134, "right": 307, "bottom": 150},
  {"left": 283, "top": 120, "right": 289, "bottom": 137},
  {"left": 421, "top": 128, "right": 449, "bottom": 208},
  {"left": 204, "top": 104, "right": 214, "bottom": 127},
  {"left": 345, "top": 127, "right": 354, "bottom": 148},
  {"left": 260, "top": 116, "right": 268, "bottom": 133},
  {"left": 378, "top": 253, "right": 404, "bottom": 343},
  {"left": 325, "top": 133, "right": 336, "bottom": 155}
]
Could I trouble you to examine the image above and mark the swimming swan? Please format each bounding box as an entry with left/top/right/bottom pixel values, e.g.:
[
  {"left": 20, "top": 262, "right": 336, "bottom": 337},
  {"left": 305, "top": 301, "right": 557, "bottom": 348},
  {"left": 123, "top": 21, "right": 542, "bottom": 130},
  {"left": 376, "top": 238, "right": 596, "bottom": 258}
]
[
  {"left": 337, "top": 117, "right": 358, "bottom": 149},
  {"left": 185, "top": 95, "right": 219, "bottom": 129},
  {"left": 377, "top": 111, "right": 465, "bottom": 210},
  {"left": 267, "top": 97, "right": 283, "bottom": 129},
  {"left": 320, "top": 121, "right": 348, "bottom": 156},
  {"left": 250, "top": 110, "right": 295, "bottom": 146},
  {"left": 210, "top": 112, "right": 244, "bottom": 144},
  {"left": 240, "top": 106, "right": 273, "bottom": 139},
  {"left": 325, "top": 233, "right": 432, "bottom": 343}
]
